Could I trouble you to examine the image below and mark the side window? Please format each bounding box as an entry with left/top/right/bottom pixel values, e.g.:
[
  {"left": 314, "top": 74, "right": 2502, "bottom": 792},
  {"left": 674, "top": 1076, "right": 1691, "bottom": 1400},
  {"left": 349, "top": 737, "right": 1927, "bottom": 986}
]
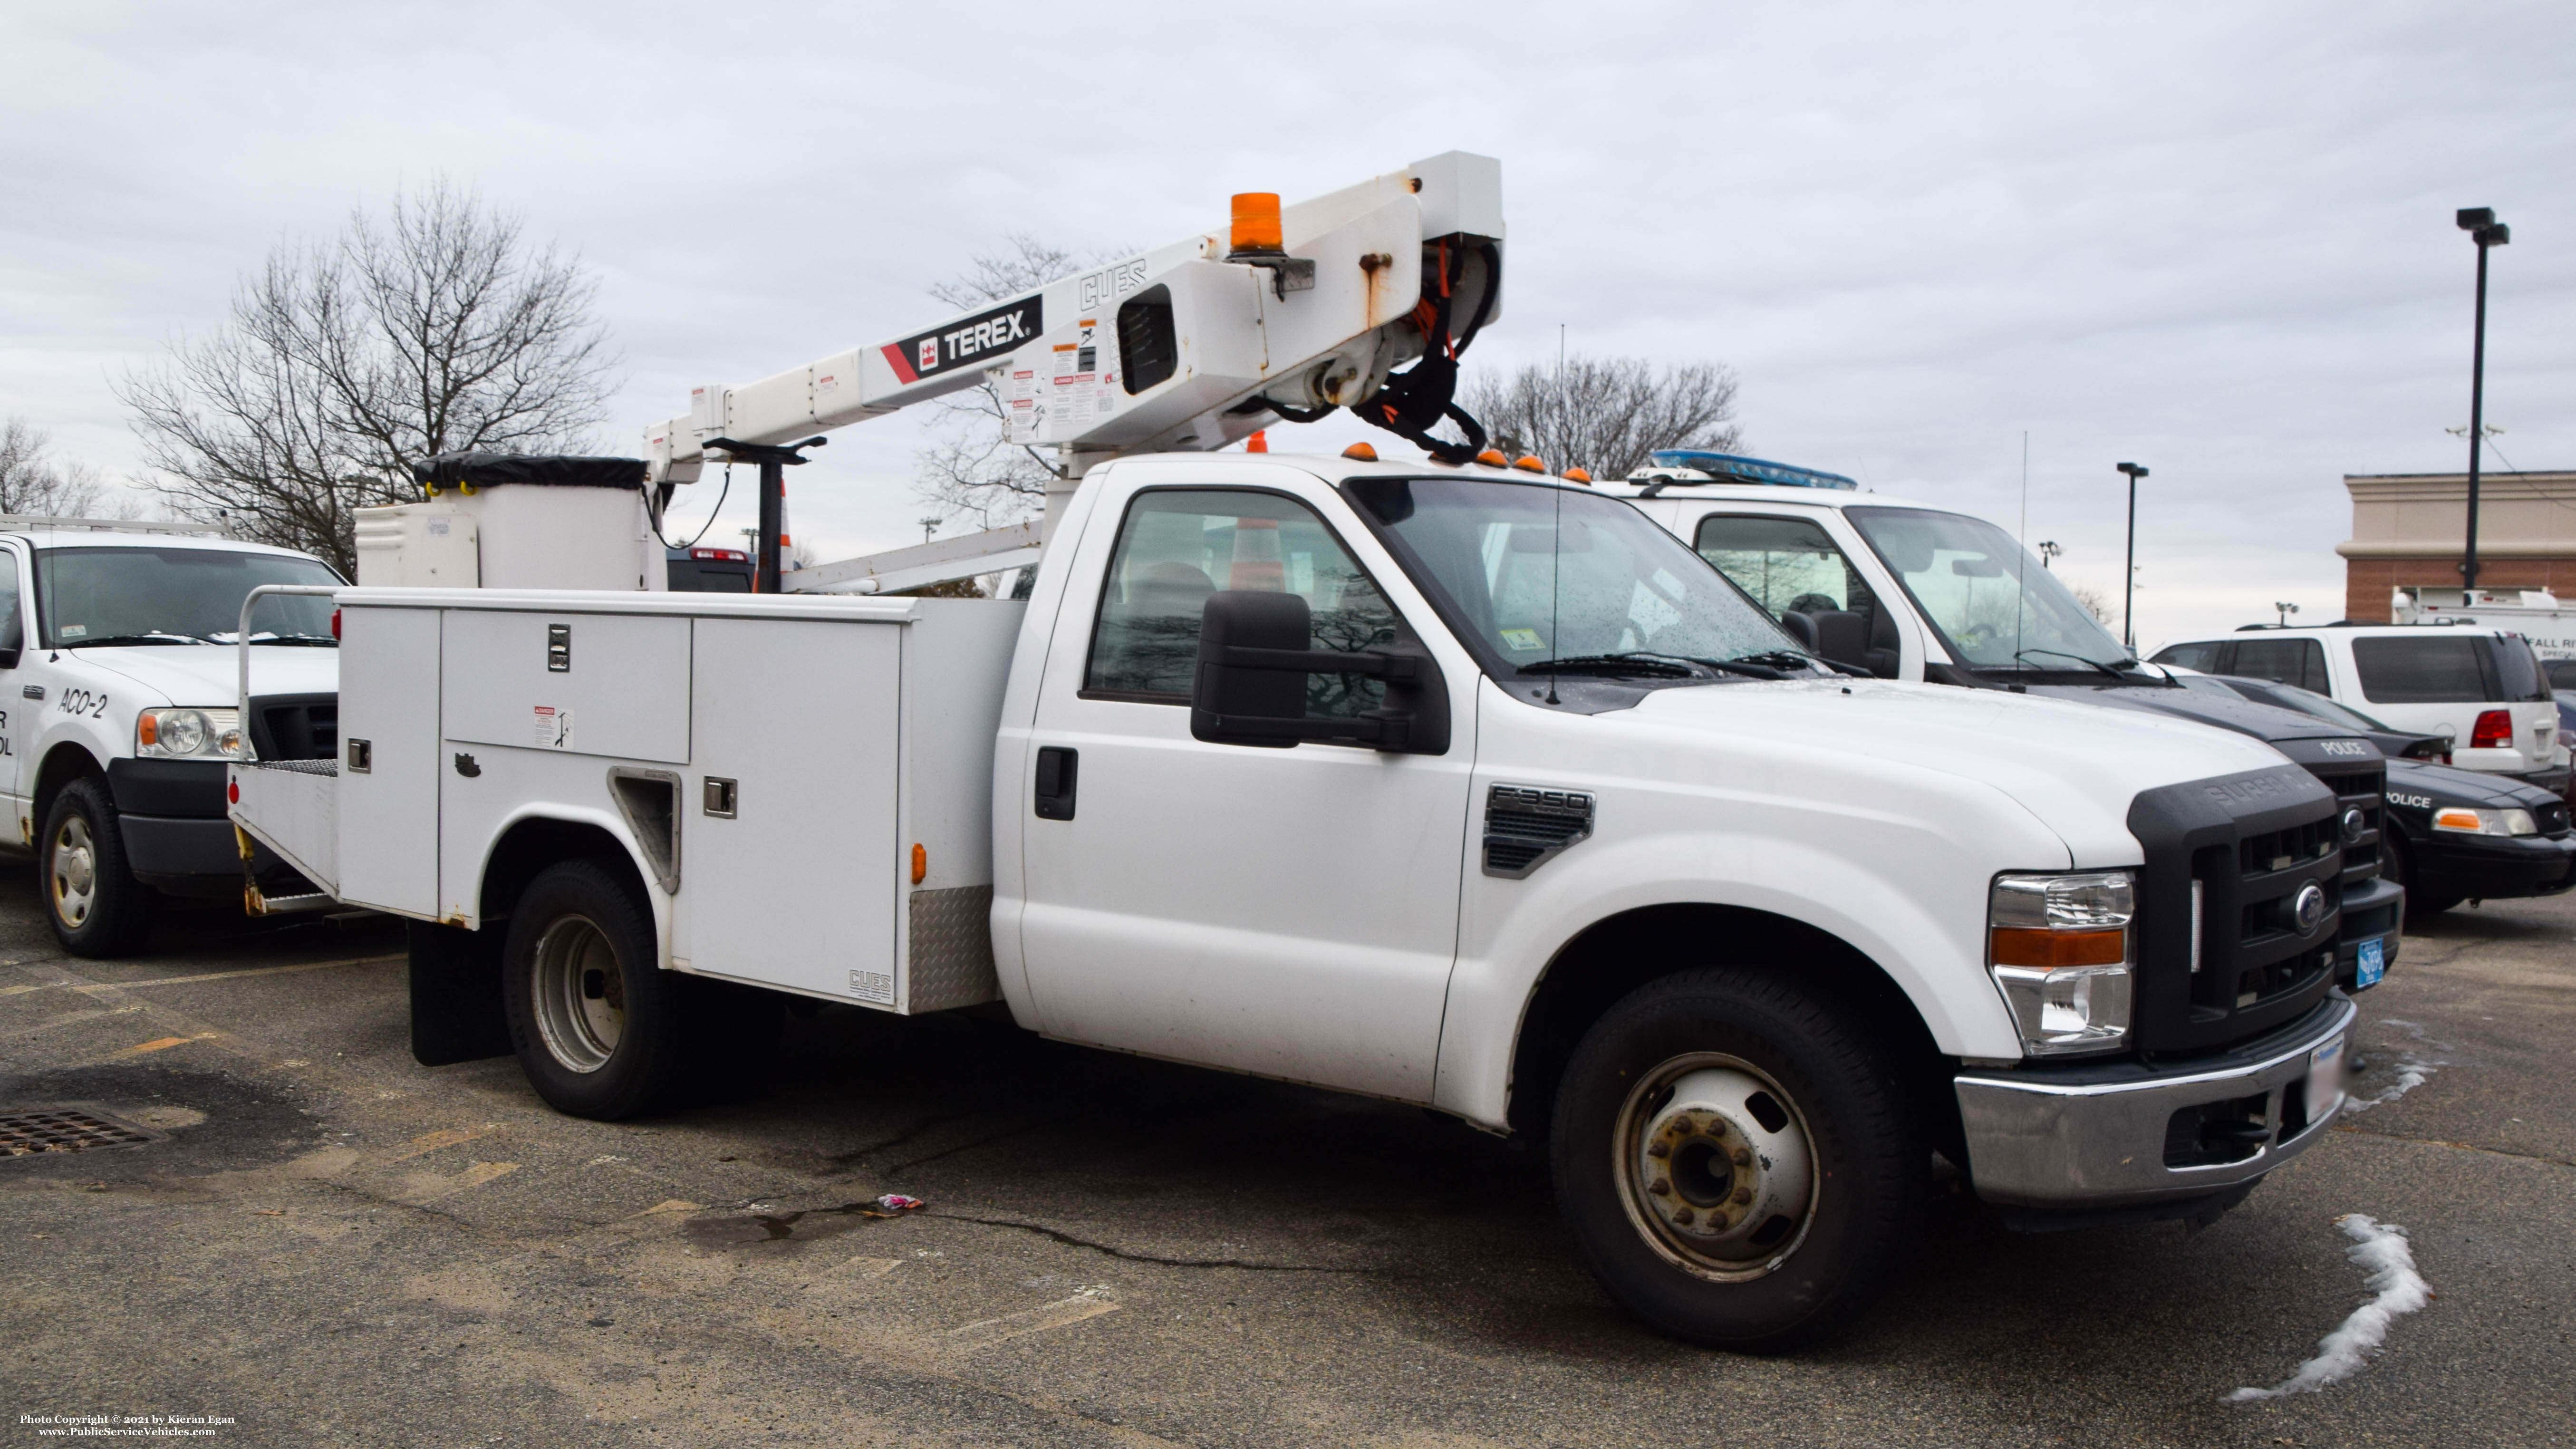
[
  {"left": 2490, "top": 636, "right": 2548, "bottom": 703},
  {"left": 2352, "top": 637, "right": 2490, "bottom": 703},
  {"left": 1692, "top": 514, "right": 1881, "bottom": 627},
  {"left": 2151, "top": 640, "right": 2228, "bottom": 674},
  {"left": 0, "top": 552, "right": 20, "bottom": 658},
  {"left": 2232, "top": 638, "right": 2327, "bottom": 693},
  {"left": 1084, "top": 489, "right": 1404, "bottom": 718}
]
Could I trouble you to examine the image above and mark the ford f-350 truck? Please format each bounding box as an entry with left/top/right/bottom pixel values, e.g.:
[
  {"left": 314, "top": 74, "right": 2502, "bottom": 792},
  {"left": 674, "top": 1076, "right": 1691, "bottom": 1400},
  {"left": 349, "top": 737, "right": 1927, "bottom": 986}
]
[{"left": 230, "top": 453, "right": 2362, "bottom": 1347}]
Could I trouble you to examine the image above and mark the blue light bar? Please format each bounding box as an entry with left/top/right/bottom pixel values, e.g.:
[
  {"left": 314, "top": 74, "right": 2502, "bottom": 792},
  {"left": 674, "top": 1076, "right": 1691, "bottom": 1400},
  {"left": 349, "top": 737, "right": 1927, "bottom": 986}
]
[{"left": 1646, "top": 451, "right": 1858, "bottom": 491}]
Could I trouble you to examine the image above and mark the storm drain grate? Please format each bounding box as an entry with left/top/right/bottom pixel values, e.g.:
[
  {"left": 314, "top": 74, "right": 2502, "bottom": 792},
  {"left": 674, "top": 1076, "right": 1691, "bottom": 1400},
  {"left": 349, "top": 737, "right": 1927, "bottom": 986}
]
[{"left": 0, "top": 1109, "right": 156, "bottom": 1156}]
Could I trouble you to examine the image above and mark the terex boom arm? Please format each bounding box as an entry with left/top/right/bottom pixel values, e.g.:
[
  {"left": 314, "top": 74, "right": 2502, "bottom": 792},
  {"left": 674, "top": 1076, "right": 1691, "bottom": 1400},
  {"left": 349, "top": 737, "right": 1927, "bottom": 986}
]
[{"left": 643, "top": 153, "right": 1503, "bottom": 497}]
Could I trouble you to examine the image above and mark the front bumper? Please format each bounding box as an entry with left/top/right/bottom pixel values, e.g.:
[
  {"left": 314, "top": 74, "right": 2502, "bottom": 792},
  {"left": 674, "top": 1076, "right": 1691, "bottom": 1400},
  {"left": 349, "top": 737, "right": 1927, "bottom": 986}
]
[
  {"left": 2335, "top": 875, "right": 2403, "bottom": 989},
  {"left": 1954, "top": 993, "right": 2356, "bottom": 1208},
  {"left": 2417, "top": 830, "right": 2576, "bottom": 900}
]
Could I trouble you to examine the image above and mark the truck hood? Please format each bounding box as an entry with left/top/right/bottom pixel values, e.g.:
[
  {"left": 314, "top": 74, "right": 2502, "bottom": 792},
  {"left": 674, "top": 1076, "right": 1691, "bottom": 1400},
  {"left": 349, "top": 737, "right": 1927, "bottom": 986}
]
[
  {"left": 2385, "top": 756, "right": 2564, "bottom": 810},
  {"left": 66, "top": 644, "right": 338, "bottom": 707},
  {"left": 2031, "top": 683, "right": 2359, "bottom": 745},
  {"left": 1631, "top": 677, "right": 2289, "bottom": 865}
]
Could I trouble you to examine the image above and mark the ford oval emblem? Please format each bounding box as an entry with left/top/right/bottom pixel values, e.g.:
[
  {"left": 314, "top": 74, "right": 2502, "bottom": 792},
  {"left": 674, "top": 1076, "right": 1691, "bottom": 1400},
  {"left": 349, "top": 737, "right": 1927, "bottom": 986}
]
[
  {"left": 2293, "top": 881, "right": 2328, "bottom": 934},
  {"left": 2341, "top": 806, "right": 2368, "bottom": 843}
]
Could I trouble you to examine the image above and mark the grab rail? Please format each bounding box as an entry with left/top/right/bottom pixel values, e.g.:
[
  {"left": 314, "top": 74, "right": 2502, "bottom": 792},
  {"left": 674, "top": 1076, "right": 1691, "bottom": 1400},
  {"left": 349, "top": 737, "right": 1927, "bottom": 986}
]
[{"left": 234, "top": 585, "right": 343, "bottom": 763}]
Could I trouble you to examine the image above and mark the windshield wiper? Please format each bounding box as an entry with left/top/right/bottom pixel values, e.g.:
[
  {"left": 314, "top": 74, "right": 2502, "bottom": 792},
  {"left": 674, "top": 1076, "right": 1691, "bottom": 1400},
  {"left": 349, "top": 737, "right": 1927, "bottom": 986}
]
[
  {"left": 241, "top": 633, "right": 338, "bottom": 647},
  {"left": 60, "top": 631, "right": 220, "bottom": 648},
  {"left": 2012, "top": 647, "right": 2141, "bottom": 682},
  {"left": 1518, "top": 653, "right": 1702, "bottom": 679}
]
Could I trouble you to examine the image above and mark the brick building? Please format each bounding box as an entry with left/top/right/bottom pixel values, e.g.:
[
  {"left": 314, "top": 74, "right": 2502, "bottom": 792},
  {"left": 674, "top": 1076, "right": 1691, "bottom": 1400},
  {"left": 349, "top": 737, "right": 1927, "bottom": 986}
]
[{"left": 2337, "top": 469, "right": 2576, "bottom": 621}]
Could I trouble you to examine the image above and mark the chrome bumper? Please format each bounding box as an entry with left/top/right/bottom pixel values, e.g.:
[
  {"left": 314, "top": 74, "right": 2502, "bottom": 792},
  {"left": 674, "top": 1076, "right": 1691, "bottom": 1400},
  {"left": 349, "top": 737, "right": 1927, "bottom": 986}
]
[{"left": 1954, "top": 993, "right": 2357, "bottom": 1208}]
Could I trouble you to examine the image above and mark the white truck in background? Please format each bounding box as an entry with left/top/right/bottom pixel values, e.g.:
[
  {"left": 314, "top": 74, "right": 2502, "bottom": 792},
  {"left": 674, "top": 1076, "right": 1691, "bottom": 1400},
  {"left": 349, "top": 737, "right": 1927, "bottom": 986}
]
[
  {"left": 0, "top": 517, "right": 344, "bottom": 955},
  {"left": 229, "top": 155, "right": 2365, "bottom": 1348}
]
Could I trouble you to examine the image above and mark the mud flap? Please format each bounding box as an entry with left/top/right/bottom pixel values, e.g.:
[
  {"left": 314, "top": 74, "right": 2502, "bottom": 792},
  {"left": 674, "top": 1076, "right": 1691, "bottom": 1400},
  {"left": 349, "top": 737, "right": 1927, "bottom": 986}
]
[{"left": 407, "top": 918, "right": 512, "bottom": 1066}]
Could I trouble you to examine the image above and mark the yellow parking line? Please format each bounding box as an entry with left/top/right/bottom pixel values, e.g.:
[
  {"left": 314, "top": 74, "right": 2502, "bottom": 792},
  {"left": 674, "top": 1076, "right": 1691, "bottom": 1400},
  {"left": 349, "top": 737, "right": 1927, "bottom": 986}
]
[{"left": 0, "top": 954, "right": 401, "bottom": 998}]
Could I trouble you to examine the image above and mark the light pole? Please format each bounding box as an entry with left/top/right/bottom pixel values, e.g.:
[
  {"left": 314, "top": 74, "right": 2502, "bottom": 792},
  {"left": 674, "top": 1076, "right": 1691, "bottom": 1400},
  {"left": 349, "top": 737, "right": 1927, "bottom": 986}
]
[
  {"left": 2456, "top": 207, "right": 2510, "bottom": 598},
  {"left": 2036, "top": 541, "right": 2062, "bottom": 570},
  {"left": 2115, "top": 462, "right": 2148, "bottom": 652}
]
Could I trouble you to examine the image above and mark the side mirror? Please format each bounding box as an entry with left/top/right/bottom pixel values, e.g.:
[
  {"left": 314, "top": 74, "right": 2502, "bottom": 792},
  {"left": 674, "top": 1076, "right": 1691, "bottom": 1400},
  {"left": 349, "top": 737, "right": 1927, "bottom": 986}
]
[
  {"left": 1810, "top": 609, "right": 1870, "bottom": 670},
  {"left": 1189, "top": 590, "right": 1450, "bottom": 754}
]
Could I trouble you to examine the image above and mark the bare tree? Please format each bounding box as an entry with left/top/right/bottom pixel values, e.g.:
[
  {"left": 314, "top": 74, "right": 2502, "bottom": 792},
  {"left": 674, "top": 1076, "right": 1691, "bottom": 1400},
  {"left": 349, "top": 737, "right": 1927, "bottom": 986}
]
[
  {"left": 2065, "top": 580, "right": 2117, "bottom": 628},
  {"left": 118, "top": 180, "right": 617, "bottom": 574},
  {"left": 912, "top": 235, "right": 1081, "bottom": 529},
  {"left": 0, "top": 418, "right": 121, "bottom": 517},
  {"left": 1462, "top": 355, "right": 1741, "bottom": 480}
]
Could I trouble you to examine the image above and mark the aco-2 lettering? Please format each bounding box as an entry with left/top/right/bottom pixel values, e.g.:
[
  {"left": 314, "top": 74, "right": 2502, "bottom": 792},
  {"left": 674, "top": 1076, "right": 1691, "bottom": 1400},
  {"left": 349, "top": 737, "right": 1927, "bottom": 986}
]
[{"left": 56, "top": 689, "right": 108, "bottom": 719}]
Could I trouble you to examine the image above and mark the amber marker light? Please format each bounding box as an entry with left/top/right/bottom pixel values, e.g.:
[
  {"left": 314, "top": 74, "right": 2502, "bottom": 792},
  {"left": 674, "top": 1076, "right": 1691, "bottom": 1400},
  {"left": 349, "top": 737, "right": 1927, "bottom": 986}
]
[
  {"left": 1988, "top": 927, "right": 2126, "bottom": 968},
  {"left": 1563, "top": 467, "right": 1593, "bottom": 484},
  {"left": 137, "top": 715, "right": 159, "bottom": 747},
  {"left": 1229, "top": 193, "right": 1284, "bottom": 256},
  {"left": 910, "top": 843, "right": 927, "bottom": 885},
  {"left": 1475, "top": 449, "right": 1507, "bottom": 466},
  {"left": 1341, "top": 442, "right": 1378, "bottom": 461},
  {"left": 1512, "top": 454, "right": 1546, "bottom": 473}
]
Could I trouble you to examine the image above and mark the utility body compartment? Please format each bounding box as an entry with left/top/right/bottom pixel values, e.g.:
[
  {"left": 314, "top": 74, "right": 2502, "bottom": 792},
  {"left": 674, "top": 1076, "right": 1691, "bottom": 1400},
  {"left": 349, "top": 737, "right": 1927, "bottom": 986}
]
[{"left": 230, "top": 589, "right": 1025, "bottom": 1015}]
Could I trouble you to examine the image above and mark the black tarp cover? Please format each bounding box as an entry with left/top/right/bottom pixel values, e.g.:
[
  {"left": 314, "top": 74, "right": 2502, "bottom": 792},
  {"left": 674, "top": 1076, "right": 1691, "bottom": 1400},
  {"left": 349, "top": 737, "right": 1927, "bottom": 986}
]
[{"left": 412, "top": 453, "right": 647, "bottom": 490}]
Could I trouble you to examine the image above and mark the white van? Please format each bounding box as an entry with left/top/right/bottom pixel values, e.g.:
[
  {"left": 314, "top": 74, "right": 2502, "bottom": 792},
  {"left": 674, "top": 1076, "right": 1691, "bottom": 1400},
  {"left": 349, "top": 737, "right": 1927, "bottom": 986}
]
[{"left": 2148, "top": 625, "right": 2566, "bottom": 794}]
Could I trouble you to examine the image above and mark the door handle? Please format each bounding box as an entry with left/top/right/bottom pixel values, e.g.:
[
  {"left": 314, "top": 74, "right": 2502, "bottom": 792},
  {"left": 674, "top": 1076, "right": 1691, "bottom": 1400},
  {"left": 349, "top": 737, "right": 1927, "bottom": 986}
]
[{"left": 1033, "top": 746, "right": 1078, "bottom": 821}]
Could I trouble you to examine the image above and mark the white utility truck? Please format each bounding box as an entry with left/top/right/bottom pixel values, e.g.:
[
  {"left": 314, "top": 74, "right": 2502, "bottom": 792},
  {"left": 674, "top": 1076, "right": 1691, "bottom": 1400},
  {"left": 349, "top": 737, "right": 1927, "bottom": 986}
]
[{"left": 230, "top": 155, "right": 2363, "bottom": 1347}]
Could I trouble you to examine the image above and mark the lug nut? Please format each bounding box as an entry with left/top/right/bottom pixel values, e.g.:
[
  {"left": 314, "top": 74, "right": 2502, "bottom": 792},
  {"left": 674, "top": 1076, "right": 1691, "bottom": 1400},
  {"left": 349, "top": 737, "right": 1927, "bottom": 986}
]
[
  {"left": 1646, "top": 1141, "right": 1670, "bottom": 1159},
  {"left": 1648, "top": 1177, "right": 1670, "bottom": 1195},
  {"left": 1731, "top": 1147, "right": 1751, "bottom": 1167},
  {"left": 1732, "top": 1187, "right": 1753, "bottom": 1205},
  {"left": 1672, "top": 1207, "right": 1695, "bottom": 1225}
]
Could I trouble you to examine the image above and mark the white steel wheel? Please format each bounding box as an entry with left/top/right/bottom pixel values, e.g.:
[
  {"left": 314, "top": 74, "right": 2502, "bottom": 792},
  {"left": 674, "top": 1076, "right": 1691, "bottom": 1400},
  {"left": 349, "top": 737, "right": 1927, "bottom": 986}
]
[
  {"left": 529, "top": 913, "right": 627, "bottom": 1073},
  {"left": 1613, "top": 1054, "right": 1819, "bottom": 1282},
  {"left": 49, "top": 816, "right": 98, "bottom": 929}
]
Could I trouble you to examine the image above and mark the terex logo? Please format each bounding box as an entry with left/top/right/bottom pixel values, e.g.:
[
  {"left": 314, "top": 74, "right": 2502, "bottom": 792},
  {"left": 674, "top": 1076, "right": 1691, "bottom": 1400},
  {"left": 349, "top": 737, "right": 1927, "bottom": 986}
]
[{"left": 884, "top": 296, "right": 1043, "bottom": 386}]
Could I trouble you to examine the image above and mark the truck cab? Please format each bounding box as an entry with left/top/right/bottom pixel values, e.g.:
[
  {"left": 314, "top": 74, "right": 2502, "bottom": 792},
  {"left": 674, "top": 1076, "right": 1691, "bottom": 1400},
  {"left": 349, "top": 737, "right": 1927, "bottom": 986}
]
[
  {"left": 0, "top": 520, "right": 342, "bottom": 954},
  {"left": 1608, "top": 453, "right": 2405, "bottom": 995},
  {"left": 235, "top": 451, "right": 2367, "bottom": 1347}
]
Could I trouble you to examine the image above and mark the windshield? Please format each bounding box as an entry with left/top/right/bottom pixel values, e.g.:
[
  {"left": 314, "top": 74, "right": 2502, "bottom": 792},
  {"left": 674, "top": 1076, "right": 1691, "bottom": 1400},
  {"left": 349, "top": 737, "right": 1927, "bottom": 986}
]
[
  {"left": 1845, "top": 506, "right": 2130, "bottom": 671},
  {"left": 36, "top": 547, "right": 342, "bottom": 648},
  {"left": 1344, "top": 477, "right": 1796, "bottom": 672}
]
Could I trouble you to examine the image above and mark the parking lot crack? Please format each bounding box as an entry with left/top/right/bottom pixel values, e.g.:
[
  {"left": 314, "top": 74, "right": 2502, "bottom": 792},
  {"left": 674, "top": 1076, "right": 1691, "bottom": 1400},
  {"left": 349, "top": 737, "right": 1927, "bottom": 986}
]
[
  {"left": 2332, "top": 1123, "right": 2576, "bottom": 1170},
  {"left": 932, "top": 1213, "right": 1392, "bottom": 1274}
]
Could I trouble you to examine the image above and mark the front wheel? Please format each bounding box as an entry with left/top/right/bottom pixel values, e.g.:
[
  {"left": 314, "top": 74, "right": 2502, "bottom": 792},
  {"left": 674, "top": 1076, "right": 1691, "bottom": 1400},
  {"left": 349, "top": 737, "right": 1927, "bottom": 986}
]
[
  {"left": 1552, "top": 967, "right": 1924, "bottom": 1349},
  {"left": 503, "top": 859, "right": 696, "bottom": 1120},
  {"left": 40, "top": 777, "right": 155, "bottom": 957}
]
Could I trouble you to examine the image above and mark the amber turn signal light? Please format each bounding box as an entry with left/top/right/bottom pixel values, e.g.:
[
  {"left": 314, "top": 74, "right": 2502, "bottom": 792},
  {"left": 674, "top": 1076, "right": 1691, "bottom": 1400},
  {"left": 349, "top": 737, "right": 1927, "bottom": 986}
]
[{"left": 1989, "top": 927, "right": 2125, "bottom": 968}]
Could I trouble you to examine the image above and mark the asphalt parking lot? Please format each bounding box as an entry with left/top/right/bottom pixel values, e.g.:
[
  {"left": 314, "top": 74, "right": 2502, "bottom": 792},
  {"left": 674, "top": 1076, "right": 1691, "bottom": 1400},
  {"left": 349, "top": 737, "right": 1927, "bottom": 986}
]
[{"left": 0, "top": 874, "right": 2568, "bottom": 1449}]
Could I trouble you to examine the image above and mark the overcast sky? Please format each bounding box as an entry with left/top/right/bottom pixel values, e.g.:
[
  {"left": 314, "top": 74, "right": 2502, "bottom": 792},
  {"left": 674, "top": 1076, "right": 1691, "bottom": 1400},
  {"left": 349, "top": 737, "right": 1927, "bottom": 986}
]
[{"left": 5, "top": 0, "right": 2570, "bottom": 647}]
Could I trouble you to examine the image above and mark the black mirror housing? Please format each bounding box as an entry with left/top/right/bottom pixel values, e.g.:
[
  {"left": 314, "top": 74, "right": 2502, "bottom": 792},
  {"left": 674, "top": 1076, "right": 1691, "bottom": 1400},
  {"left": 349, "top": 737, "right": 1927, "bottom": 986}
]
[
  {"left": 1189, "top": 590, "right": 1450, "bottom": 754},
  {"left": 1192, "top": 591, "right": 1311, "bottom": 749}
]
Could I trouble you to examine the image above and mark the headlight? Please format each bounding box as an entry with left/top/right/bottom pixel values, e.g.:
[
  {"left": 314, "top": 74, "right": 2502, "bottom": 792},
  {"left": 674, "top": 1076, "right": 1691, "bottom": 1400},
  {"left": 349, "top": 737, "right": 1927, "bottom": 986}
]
[
  {"left": 2430, "top": 806, "right": 2538, "bottom": 837},
  {"left": 1988, "top": 869, "right": 2134, "bottom": 1057},
  {"left": 137, "top": 707, "right": 243, "bottom": 760}
]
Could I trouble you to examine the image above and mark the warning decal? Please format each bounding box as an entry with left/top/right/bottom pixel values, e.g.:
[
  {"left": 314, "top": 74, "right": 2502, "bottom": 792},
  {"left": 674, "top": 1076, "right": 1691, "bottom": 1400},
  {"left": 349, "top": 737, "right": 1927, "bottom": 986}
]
[
  {"left": 883, "top": 295, "right": 1043, "bottom": 385},
  {"left": 533, "top": 705, "right": 575, "bottom": 750}
]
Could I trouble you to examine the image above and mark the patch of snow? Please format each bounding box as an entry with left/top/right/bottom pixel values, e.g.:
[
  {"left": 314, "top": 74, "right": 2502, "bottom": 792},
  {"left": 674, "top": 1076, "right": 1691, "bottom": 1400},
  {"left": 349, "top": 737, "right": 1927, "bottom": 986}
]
[
  {"left": 2341, "top": 1019, "right": 2447, "bottom": 1114},
  {"left": 2227, "top": 1214, "right": 2431, "bottom": 1402}
]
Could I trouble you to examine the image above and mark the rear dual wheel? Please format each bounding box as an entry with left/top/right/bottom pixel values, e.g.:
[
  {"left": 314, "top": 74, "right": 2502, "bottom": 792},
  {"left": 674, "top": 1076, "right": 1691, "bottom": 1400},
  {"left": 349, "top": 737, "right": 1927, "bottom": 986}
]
[
  {"left": 503, "top": 859, "right": 781, "bottom": 1120},
  {"left": 1552, "top": 967, "right": 1923, "bottom": 1350}
]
